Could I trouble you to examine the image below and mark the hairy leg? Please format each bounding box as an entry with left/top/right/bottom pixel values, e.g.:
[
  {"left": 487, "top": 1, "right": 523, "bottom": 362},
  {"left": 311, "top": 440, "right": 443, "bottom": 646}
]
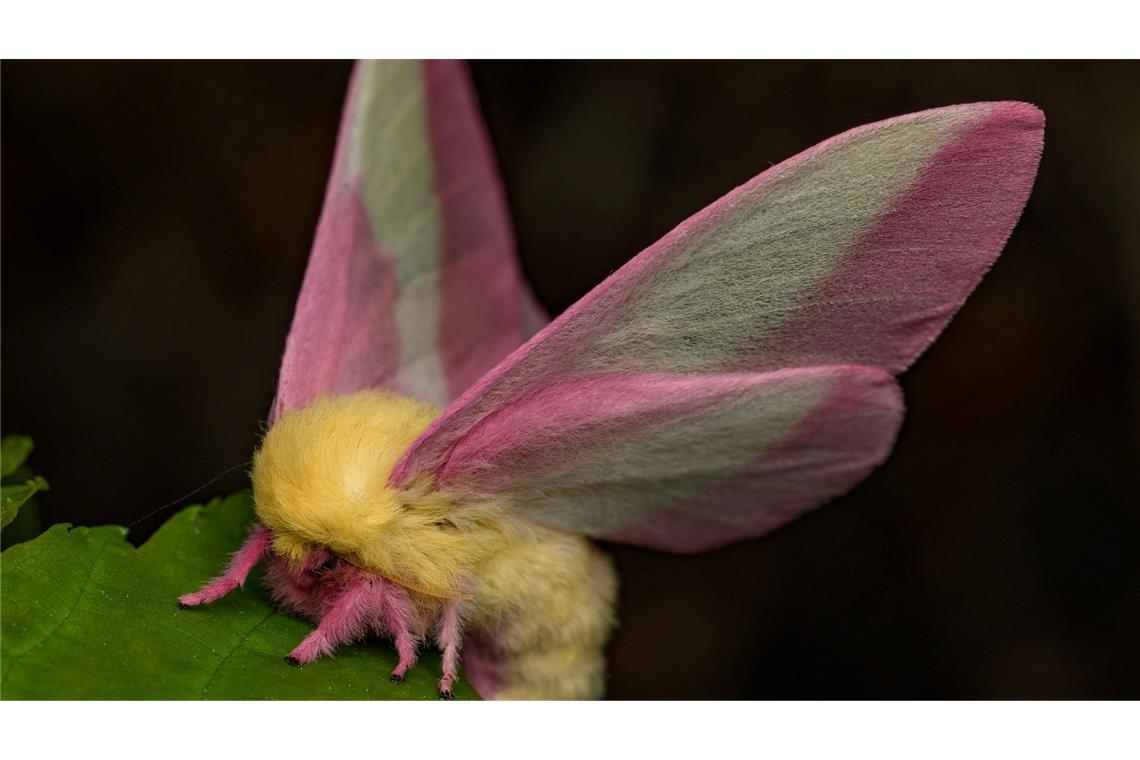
[
  {"left": 436, "top": 600, "right": 465, "bottom": 699},
  {"left": 261, "top": 550, "right": 333, "bottom": 619},
  {"left": 179, "top": 523, "right": 271, "bottom": 607},
  {"left": 285, "top": 568, "right": 380, "bottom": 665},
  {"left": 377, "top": 581, "right": 419, "bottom": 683}
]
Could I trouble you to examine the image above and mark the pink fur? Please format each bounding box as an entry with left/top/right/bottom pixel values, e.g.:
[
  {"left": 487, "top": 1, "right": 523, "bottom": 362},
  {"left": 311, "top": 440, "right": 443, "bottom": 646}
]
[
  {"left": 259, "top": 546, "right": 443, "bottom": 688},
  {"left": 435, "top": 600, "right": 464, "bottom": 698},
  {"left": 265, "top": 557, "right": 424, "bottom": 672},
  {"left": 261, "top": 551, "right": 332, "bottom": 619},
  {"left": 182, "top": 526, "right": 460, "bottom": 691},
  {"left": 286, "top": 569, "right": 376, "bottom": 664},
  {"left": 178, "top": 523, "right": 271, "bottom": 607},
  {"left": 461, "top": 636, "right": 501, "bottom": 700},
  {"left": 376, "top": 579, "right": 419, "bottom": 679}
]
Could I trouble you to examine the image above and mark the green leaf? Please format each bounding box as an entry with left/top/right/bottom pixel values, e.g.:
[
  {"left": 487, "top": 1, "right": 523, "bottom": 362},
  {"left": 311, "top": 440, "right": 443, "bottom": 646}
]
[
  {"left": 0, "top": 476, "right": 48, "bottom": 530},
  {"left": 0, "top": 436, "right": 34, "bottom": 479},
  {"left": 0, "top": 492, "right": 478, "bottom": 700},
  {"left": 1, "top": 435, "right": 48, "bottom": 540}
]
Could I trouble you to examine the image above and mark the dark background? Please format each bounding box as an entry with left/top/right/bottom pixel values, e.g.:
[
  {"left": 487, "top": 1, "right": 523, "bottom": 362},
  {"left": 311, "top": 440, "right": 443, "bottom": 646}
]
[{"left": 3, "top": 61, "right": 1138, "bottom": 698}]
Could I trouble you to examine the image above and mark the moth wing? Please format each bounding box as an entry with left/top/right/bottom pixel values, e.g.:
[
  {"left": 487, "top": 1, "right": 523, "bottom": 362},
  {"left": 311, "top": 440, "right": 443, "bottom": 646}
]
[
  {"left": 437, "top": 367, "right": 903, "bottom": 552},
  {"left": 273, "top": 60, "right": 544, "bottom": 420},
  {"left": 390, "top": 100, "right": 1042, "bottom": 551}
]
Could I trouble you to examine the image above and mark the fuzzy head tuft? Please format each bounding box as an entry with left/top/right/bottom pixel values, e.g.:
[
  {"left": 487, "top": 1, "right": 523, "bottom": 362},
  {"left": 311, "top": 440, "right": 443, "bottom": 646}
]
[{"left": 251, "top": 390, "right": 506, "bottom": 599}]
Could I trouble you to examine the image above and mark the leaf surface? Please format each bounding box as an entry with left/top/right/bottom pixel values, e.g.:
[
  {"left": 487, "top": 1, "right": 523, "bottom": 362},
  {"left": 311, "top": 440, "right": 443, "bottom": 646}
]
[
  {"left": 0, "top": 492, "right": 477, "bottom": 699},
  {"left": 1, "top": 477, "right": 48, "bottom": 530},
  {"left": 1, "top": 436, "right": 34, "bottom": 478}
]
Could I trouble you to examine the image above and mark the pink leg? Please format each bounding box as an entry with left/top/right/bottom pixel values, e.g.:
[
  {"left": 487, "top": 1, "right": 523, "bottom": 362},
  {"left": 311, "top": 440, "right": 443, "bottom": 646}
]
[
  {"left": 261, "top": 551, "right": 330, "bottom": 619},
  {"left": 436, "top": 600, "right": 464, "bottom": 699},
  {"left": 377, "top": 581, "right": 419, "bottom": 683},
  {"left": 285, "top": 570, "right": 378, "bottom": 666},
  {"left": 179, "top": 523, "right": 271, "bottom": 607}
]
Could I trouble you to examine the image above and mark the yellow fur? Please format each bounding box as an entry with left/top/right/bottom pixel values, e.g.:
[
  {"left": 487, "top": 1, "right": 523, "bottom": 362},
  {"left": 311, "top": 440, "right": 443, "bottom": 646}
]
[
  {"left": 467, "top": 525, "right": 617, "bottom": 698},
  {"left": 251, "top": 391, "right": 618, "bottom": 698}
]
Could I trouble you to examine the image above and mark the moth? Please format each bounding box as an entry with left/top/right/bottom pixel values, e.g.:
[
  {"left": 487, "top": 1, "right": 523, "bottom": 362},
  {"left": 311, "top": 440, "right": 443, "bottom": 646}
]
[{"left": 179, "top": 60, "right": 1044, "bottom": 699}]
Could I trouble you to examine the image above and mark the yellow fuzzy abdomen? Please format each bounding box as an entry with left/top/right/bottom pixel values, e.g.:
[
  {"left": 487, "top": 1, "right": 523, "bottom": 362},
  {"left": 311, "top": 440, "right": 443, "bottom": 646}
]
[{"left": 465, "top": 524, "right": 619, "bottom": 699}]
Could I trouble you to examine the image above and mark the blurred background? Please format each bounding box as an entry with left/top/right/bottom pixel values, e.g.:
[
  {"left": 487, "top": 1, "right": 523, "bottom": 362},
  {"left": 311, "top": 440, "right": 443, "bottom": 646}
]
[{"left": 2, "top": 60, "right": 1138, "bottom": 698}]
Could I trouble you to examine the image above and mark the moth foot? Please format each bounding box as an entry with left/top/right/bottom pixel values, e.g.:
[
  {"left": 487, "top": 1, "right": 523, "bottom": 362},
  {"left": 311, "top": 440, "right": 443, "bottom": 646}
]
[
  {"left": 438, "top": 688, "right": 454, "bottom": 700},
  {"left": 389, "top": 673, "right": 404, "bottom": 684},
  {"left": 177, "top": 579, "right": 238, "bottom": 608},
  {"left": 284, "top": 655, "right": 303, "bottom": 668}
]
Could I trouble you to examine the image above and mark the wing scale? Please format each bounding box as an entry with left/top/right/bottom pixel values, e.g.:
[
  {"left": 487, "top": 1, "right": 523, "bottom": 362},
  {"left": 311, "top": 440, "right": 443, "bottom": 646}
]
[
  {"left": 273, "top": 60, "right": 544, "bottom": 420},
  {"left": 386, "top": 101, "right": 1043, "bottom": 551}
]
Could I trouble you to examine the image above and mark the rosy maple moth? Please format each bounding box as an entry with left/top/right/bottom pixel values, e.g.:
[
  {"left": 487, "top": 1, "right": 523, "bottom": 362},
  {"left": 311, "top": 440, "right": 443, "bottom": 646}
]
[{"left": 180, "top": 60, "right": 1044, "bottom": 699}]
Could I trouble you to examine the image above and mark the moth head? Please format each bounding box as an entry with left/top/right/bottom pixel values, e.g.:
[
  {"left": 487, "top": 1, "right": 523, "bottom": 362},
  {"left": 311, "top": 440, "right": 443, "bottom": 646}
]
[{"left": 250, "top": 390, "right": 503, "bottom": 598}]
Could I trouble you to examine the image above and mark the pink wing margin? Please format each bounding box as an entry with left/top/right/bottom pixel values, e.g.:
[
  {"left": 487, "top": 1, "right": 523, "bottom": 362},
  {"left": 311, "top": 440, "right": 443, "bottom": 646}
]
[
  {"left": 272, "top": 60, "right": 544, "bottom": 421},
  {"left": 439, "top": 367, "right": 903, "bottom": 552},
  {"left": 391, "top": 101, "right": 1044, "bottom": 552}
]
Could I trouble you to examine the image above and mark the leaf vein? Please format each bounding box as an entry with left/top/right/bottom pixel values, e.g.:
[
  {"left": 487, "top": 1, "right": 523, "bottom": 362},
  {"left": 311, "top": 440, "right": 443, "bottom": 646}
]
[
  {"left": 1, "top": 536, "right": 111, "bottom": 688},
  {"left": 197, "top": 609, "right": 276, "bottom": 699}
]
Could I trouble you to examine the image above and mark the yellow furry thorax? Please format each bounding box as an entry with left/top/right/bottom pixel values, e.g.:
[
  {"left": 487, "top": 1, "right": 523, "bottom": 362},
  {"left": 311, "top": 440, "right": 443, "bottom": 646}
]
[{"left": 250, "top": 391, "right": 510, "bottom": 600}]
